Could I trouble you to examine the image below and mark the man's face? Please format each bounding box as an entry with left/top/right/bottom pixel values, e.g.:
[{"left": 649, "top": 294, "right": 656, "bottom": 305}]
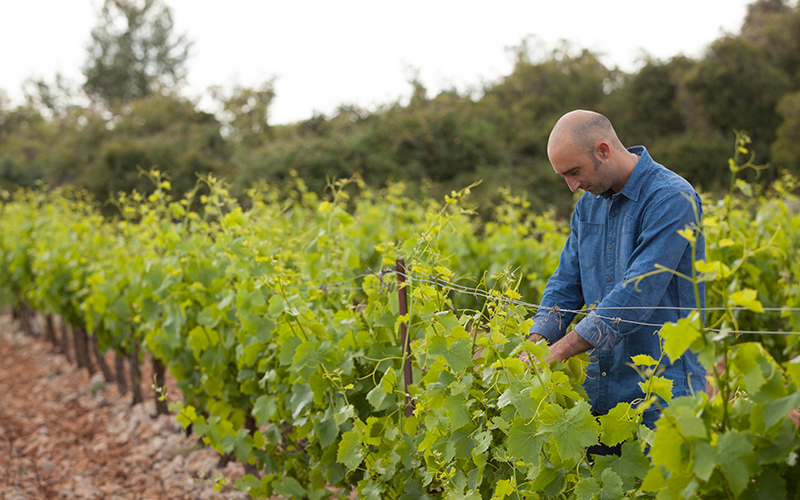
[{"left": 549, "top": 146, "right": 613, "bottom": 195}]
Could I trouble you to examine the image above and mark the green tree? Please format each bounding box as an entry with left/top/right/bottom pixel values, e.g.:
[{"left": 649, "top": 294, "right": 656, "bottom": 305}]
[
  {"left": 683, "top": 36, "right": 790, "bottom": 150},
  {"left": 771, "top": 90, "right": 800, "bottom": 171},
  {"left": 82, "top": 93, "right": 228, "bottom": 201},
  {"left": 604, "top": 56, "right": 694, "bottom": 147},
  {"left": 480, "top": 39, "right": 618, "bottom": 159},
  {"left": 741, "top": 0, "right": 800, "bottom": 88},
  {"left": 83, "top": 0, "right": 192, "bottom": 108},
  {"left": 210, "top": 81, "right": 276, "bottom": 148},
  {"left": 21, "top": 73, "right": 81, "bottom": 119},
  {"left": 0, "top": 87, "right": 55, "bottom": 189}
]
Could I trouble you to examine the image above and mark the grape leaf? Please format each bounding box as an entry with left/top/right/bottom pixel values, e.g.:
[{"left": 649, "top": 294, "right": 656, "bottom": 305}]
[
  {"left": 313, "top": 412, "right": 339, "bottom": 448},
  {"left": 188, "top": 325, "right": 210, "bottom": 358},
  {"left": 507, "top": 417, "right": 543, "bottom": 466},
  {"left": 337, "top": 430, "right": 364, "bottom": 471},
  {"left": 717, "top": 430, "right": 757, "bottom": 495},
  {"left": 659, "top": 315, "right": 700, "bottom": 364},
  {"left": 292, "top": 338, "right": 320, "bottom": 370},
  {"left": 639, "top": 375, "right": 673, "bottom": 404},
  {"left": 428, "top": 336, "right": 472, "bottom": 372},
  {"left": 443, "top": 393, "right": 471, "bottom": 430},
  {"left": 497, "top": 381, "right": 536, "bottom": 420},
  {"left": 537, "top": 401, "right": 599, "bottom": 461},
  {"left": 648, "top": 417, "right": 684, "bottom": 471},
  {"left": 491, "top": 479, "right": 514, "bottom": 500},
  {"left": 272, "top": 476, "right": 305, "bottom": 498},
  {"left": 729, "top": 289, "right": 764, "bottom": 313},
  {"left": 334, "top": 404, "right": 355, "bottom": 426},
  {"left": 630, "top": 354, "right": 658, "bottom": 366},
  {"left": 366, "top": 367, "right": 397, "bottom": 410},
  {"left": 593, "top": 440, "right": 649, "bottom": 491},
  {"left": 252, "top": 395, "right": 277, "bottom": 427},
  {"left": 762, "top": 391, "right": 800, "bottom": 429},
  {"left": 692, "top": 440, "right": 717, "bottom": 482},
  {"left": 574, "top": 477, "right": 600, "bottom": 500},
  {"left": 672, "top": 405, "right": 707, "bottom": 438},
  {"left": 597, "top": 402, "right": 636, "bottom": 446},
  {"left": 289, "top": 383, "right": 314, "bottom": 420}
]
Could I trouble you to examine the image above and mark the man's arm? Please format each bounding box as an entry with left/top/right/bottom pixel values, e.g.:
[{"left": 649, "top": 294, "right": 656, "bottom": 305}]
[
  {"left": 548, "top": 330, "right": 593, "bottom": 361},
  {"left": 528, "top": 208, "right": 586, "bottom": 343},
  {"left": 527, "top": 330, "right": 592, "bottom": 364}
]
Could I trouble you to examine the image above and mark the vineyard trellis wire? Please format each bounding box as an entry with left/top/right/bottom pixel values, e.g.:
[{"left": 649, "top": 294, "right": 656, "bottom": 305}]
[{"left": 298, "top": 265, "right": 800, "bottom": 336}]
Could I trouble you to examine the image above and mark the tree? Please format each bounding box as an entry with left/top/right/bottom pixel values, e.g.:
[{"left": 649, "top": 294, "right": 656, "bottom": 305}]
[
  {"left": 604, "top": 56, "right": 694, "bottom": 147},
  {"left": 209, "top": 81, "right": 276, "bottom": 148},
  {"left": 741, "top": 0, "right": 800, "bottom": 88},
  {"left": 771, "top": 90, "right": 800, "bottom": 171},
  {"left": 480, "top": 40, "right": 618, "bottom": 159},
  {"left": 683, "top": 36, "right": 790, "bottom": 150},
  {"left": 83, "top": 0, "right": 192, "bottom": 108},
  {"left": 82, "top": 92, "right": 229, "bottom": 201},
  {"left": 0, "top": 101, "right": 49, "bottom": 189},
  {"left": 22, "top": 73, "right": 83, "bottom": 119}
]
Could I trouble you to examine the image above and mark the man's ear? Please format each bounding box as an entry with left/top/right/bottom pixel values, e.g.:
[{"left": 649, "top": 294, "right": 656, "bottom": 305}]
[{"left": 596, "top": 142, "right": 611, "bottom": 160}]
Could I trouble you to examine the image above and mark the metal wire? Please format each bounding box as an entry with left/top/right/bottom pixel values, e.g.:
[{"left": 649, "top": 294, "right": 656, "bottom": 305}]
[
  {"left": 394, "top": 270, "right": 800, "bottom": 336},
  {"left": 275, "top": 265, "right": 800, "bottom": 335}
]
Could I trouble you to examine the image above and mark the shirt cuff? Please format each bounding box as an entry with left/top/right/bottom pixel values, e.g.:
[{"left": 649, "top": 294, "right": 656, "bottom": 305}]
[
  {"left": 528, "top": 309, "right": 567, "bottom": 344},
  {"left": 574, "top": 311, "right": 618, "bottom": 350}
]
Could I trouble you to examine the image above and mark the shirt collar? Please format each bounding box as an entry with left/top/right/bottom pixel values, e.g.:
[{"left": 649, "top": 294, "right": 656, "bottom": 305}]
[{"left": 599, "top": 145, "right": 651, "bottom": 202}]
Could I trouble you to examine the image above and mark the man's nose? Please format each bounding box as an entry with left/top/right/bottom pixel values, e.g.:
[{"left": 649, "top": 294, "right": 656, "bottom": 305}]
[{"left": 566, "top": 177, "right": 580, "bottom": 192}]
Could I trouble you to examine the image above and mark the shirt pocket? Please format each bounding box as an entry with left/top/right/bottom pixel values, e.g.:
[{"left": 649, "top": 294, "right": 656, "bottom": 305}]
[{"left": 579, "top": 221, "right": 603, "bottom": 269}]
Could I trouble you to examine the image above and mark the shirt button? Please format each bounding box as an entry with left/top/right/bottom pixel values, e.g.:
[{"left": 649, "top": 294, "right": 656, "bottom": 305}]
[
  {"left": 608, "top": 243, "right": 613, "bottom": 249},
  {"left": 602, "top": 372, "right": 607, "bottom": 377},
  {"left": 610, "top": 211, "right": 616, "bottom": 217},
  {"left": 607, "top": 276, "right": 612, "bottom": 282}
]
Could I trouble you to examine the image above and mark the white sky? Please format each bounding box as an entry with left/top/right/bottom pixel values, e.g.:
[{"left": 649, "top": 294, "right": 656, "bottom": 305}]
[{"left": 1, "top": 0, "right": 759, "bottom": 124}]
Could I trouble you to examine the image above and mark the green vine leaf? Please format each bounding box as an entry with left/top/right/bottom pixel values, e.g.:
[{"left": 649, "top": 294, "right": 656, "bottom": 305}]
[{"left": 536, "top": 401, "right": 599, "bottom": 461}]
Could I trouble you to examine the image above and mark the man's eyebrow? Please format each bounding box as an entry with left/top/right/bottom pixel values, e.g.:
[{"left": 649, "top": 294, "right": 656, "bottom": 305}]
[{"left": 558, "top": 166, "right": 580, "bottom": 177}]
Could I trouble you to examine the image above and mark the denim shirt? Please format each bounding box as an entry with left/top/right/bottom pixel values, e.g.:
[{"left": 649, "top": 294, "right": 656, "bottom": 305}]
[{"left": 529, "top": 146, "right": 706, "bottom": 417}]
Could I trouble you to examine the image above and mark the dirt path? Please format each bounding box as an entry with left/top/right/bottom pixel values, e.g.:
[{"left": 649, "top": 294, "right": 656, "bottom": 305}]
[{"left": 0, "top": 313, "right": 248, "bottom": 500}]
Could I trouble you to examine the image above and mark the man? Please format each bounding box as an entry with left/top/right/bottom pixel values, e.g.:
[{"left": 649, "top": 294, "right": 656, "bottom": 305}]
[{"left": 528, "top": 110, "right": 706, "bottom": 432}]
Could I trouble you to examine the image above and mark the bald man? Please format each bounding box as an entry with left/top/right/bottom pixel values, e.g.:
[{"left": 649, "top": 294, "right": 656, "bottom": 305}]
[{"left": 528, "top": 110, "right": 706, "bottom": 435}]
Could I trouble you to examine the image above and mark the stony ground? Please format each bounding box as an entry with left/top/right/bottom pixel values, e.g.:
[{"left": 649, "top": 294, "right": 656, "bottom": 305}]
[{"left": 0, "top": 312, "right": 251, "bottom": 500}]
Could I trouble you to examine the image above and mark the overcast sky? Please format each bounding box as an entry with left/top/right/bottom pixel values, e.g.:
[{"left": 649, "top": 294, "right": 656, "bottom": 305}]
[{"left": 1, "top": 0, "right": 762, "bottom": 124}]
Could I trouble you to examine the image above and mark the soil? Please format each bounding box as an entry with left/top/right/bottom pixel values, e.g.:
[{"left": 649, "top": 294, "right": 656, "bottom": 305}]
[{"left": 0, "top": 312, "right": 251, "bottom": 500}]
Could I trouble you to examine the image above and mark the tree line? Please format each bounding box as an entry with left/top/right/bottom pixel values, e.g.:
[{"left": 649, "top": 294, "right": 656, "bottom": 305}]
[{"left": 1, "top": 0, "right": 799, "bottom": 216}]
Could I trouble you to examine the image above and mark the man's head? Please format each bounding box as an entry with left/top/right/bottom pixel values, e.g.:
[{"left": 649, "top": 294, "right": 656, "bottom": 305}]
[{"left": 547, "top": 110, "right": 634, "bottom": 195}]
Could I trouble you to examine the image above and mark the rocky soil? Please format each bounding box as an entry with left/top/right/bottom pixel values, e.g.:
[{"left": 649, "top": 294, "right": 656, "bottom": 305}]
[{"left": 0, "top": 312, "right": 251, "bottom": 500}]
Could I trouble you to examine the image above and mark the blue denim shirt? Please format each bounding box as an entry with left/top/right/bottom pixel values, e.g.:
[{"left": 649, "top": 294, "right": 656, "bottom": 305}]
[{"left": 529, "top": 146, "right": 706, "bottom": 418}]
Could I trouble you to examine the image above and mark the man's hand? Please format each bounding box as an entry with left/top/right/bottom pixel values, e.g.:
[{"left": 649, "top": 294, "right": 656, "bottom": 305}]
[
  {"left": 520, "top": 331, "right": 592, "bottom": 366},
  {"left": 548, "top": 330, "right": 593, "bottom": 362},
  {"left": 519, "top": 333, "right": 547, "bottom": 367}
]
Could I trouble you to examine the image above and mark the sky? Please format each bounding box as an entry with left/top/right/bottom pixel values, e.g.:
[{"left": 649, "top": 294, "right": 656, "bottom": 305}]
[{"left": 1, "top": 0, "right": 761, "bottom": 124}]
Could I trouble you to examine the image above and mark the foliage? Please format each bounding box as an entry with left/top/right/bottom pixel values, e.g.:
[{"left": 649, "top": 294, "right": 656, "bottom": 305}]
[
  {"left": 772, "top": 90, "right": 800, "bottom": 169},
  {"left": 3, "top": 1, "right": 800, "bottom": 214},
  {"left": 683, "top": 36, "right": 790, "bottom": 152},
  {"left": 83, "top": 0, "right": 192, "bottom": 108},
  {"left": 84, "top": 92, "right": 229, "bottom": 201},
  {"left": 210, "top": 81, "right": 276, "bottom": 148},
  {"left": 1, "top": 134, "right": 799, "bottom": 498},
  {"left": 741, "top": 0, "right": 800, "bottom": 87}
]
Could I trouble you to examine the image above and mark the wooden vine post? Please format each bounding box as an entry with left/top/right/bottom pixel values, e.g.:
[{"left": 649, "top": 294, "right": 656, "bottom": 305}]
[{"left": 396, "top": 259, "right": 414, "bottom": 417}]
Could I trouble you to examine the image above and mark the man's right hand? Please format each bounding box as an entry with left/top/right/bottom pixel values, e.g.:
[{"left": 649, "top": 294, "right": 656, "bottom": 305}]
[{"left": 519, "top": 333, "right": 547, "bottom": 366}]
